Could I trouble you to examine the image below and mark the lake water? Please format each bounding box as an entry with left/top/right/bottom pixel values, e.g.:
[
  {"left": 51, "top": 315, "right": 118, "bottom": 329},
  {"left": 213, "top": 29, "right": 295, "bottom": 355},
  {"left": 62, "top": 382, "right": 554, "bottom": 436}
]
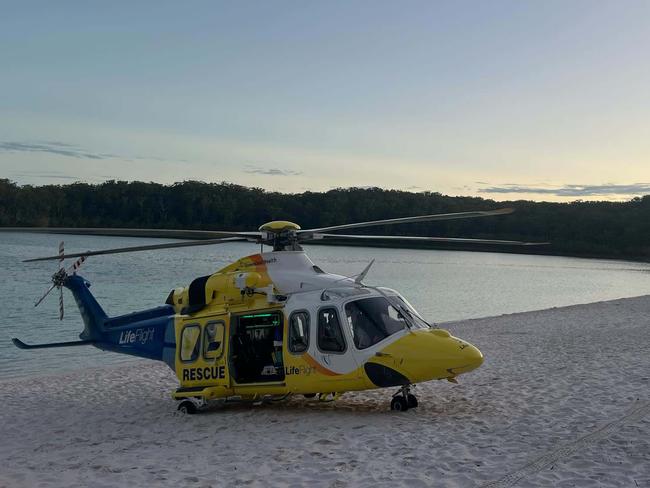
[{"left": 1, "top": 232, "right": 649, "bottom": 379}]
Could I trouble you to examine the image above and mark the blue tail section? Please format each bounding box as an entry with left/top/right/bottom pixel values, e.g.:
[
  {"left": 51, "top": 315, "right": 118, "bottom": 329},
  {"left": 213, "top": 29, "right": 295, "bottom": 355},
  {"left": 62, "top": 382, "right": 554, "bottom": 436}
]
[
  {"left": 64, "top": 275, "right": 176, "bottom": 367},
  {"left": 65, "top": 275, "right": 108, "bottom": 342}
]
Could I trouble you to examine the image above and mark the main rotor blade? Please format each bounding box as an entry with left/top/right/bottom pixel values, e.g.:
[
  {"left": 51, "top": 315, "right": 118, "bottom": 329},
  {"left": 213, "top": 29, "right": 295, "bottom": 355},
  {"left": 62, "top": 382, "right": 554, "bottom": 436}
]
[
  {"left": 300, "top": 208, "right": 515, "bottom": 235},
  {"left": 305, "top": 233, "right": 549, "bottom": 246},
  {"left": 24, "top": 236, "right": 249, "bottom": 262},
  {"left": 1, "top": 227, "right": 261, "bottom": 240}
]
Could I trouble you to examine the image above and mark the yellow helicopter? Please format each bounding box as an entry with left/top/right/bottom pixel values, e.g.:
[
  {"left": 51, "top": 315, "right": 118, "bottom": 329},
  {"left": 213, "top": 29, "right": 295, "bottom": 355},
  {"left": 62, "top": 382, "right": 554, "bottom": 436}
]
[{"left": 14, "top": 208, "right": 542, "bottom": 412}]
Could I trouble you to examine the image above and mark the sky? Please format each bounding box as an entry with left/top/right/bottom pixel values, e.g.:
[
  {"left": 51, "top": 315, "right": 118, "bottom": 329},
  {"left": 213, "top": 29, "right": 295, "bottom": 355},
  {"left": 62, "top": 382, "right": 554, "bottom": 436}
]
[{"left": 1, "top": 1, "right": 649, "bottom": 202}]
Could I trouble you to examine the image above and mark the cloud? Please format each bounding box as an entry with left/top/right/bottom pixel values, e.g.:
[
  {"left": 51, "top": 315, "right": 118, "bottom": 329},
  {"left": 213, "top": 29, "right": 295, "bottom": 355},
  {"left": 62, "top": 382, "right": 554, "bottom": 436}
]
[
  {"left": 243, "top": 166, "right": 302, "bottom": 176},
  {"left": 478, "top": 183, "right": 650, "bottom": 197},
  {"left": 0, "top": 141, "right": 120, "bottom": 160},
  {"left": 39, "top": 141, "right": 76, "bottom": 148},
  {"left": 9, "top": 170, "right": 118, "bottom": 182},
  {"left": 0, "top": 140, "right": 184, "bottom": 164},
  {"left": 11, "top": 171, "right": 80, "bottom": 180}
]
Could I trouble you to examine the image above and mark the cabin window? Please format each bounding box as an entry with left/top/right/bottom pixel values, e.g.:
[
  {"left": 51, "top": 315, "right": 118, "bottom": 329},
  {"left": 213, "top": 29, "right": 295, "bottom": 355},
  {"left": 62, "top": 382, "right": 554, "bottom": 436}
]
[
  {"left": 180, "top": 324, "right": 201, "bottom": 362},
  {"left": 203, "top": 321, "right": 225, "bottom": 360},
  {"left": 288, "top": 311, "right": 310, "bottom": 353},
  {"left": 317, "top": 308, "right": 346, "bottom": 353},
  {"left": 345, "top": 297, "right": 406, "bottom": 350}
]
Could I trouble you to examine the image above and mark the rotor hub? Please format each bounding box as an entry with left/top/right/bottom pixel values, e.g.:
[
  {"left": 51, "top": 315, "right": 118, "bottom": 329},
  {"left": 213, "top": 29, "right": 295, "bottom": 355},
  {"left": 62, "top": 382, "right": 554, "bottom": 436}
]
[
  {"left": 52, "top": 268, "right": 68, "bottom": 288},
  {"left": 258, "top": 221, "right": 303, "bottom": 251},
  {"left": 258, "top": 221, "right": 301, "bottom": 233}
]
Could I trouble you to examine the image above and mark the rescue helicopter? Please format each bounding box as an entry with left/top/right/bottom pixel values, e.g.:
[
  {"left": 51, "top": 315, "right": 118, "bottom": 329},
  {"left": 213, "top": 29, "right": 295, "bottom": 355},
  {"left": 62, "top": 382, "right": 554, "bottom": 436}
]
[{"left": 13, "top": 208, "right": 543, "bottom": 413}]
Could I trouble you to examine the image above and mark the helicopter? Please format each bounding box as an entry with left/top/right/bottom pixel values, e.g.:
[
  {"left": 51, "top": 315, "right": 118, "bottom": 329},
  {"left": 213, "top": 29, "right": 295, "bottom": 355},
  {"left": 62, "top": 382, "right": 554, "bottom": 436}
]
[{"left": 12, "top": 208, "right": 544, "bottom": 413}]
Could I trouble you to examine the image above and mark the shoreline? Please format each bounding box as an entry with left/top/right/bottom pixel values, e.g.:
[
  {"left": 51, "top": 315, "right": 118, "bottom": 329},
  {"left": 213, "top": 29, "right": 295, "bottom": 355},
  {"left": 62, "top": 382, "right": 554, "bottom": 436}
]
[{"left": 1, "top": 295, "right": 649, "bottom": 487}]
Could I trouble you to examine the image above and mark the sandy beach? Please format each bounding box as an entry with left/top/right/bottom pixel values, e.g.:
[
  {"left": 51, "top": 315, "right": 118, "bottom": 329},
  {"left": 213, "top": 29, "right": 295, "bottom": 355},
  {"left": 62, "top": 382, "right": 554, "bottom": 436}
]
[{"left": 1, "top": 296, "right": 648, "bottom": 488}]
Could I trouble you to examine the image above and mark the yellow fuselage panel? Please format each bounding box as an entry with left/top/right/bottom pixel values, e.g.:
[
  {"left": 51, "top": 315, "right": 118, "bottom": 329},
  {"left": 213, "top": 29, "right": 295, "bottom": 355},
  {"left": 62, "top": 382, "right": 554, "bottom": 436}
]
[
  {"left": 173, "top": 295, "right": 281, "bottom": 390},
  {"left": 379, "top": 329, "right": 483, "bottom": 382},
  {"left": 168, "top": 255, "right": 276, "bottom": 313}
]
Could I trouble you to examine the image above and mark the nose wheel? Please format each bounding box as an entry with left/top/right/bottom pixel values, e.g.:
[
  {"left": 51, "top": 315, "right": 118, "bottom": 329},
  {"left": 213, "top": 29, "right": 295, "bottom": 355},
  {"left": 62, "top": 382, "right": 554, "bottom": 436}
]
[{"left": 390, "top": 385, "right": 418, "bottom": 411}]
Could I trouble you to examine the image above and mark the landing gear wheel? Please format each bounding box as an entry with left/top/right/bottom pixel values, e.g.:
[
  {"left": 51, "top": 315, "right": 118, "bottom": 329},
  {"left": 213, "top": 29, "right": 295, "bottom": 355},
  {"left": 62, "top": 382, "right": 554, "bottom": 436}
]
[
  {"left": 406, "top": 394, "right": 418, "bottom": 409},
  {"left": 177, "top": 400, "right": 197, "bottom": 414},
  {"left": 303, "top": 393, "right": 317, "bottom": 399},
  {"left": 390, "top": 396, "right": 409, "bottom": 412}
]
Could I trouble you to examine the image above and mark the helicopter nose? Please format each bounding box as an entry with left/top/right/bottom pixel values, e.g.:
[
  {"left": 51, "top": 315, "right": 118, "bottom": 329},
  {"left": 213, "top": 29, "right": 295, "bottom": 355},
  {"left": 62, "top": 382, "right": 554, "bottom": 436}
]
[
  {"left": 465, "top": 344, "right": 484, "bottom": 369},
  {"left": 448, "top": 343, "right": 484, "bottom": 376}
]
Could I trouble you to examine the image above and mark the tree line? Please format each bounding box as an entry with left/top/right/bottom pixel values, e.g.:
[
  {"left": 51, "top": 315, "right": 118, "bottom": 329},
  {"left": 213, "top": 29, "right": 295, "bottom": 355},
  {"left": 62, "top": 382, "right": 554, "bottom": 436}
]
[{"left": 1, "top": 179, "right": 649, "bottom": 261}]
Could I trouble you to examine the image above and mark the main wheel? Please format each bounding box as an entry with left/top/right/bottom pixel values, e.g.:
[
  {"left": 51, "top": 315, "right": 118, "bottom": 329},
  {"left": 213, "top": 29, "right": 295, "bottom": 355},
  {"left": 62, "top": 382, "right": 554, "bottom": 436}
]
[
  {"left": 390, "top": 396, "right": 409, "bottom": 412},
  {"left": 406, "top": 394, "right": 418, "bottom": 409},
  {"left": 177, "top": 400, "right": 197, "bottom": 414}
]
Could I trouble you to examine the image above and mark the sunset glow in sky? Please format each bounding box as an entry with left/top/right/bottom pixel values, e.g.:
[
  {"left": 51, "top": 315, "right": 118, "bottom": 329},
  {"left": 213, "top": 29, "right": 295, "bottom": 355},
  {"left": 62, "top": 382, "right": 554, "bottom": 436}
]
[{"left": 1, "top": 1, "right": 649, "bottom": 201}]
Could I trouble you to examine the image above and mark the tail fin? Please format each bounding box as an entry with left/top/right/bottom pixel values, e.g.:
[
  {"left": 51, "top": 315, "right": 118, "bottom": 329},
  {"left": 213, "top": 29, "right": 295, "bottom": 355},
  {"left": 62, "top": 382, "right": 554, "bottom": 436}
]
[{"left": 63, "top": 275, "right": 108, "bottom": 342}]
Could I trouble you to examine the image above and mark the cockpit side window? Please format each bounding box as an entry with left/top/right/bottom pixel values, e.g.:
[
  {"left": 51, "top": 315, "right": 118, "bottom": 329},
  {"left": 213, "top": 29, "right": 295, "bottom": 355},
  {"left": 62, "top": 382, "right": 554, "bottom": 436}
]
[
  {"left": 317, "top": 308, "right": 346, "bottom": 353},
  {"left": 288, "top": 311, "right": 310, "bottom": 353},
  {"left": 345, "top": 297, "right": 406, "bottom": 350}
]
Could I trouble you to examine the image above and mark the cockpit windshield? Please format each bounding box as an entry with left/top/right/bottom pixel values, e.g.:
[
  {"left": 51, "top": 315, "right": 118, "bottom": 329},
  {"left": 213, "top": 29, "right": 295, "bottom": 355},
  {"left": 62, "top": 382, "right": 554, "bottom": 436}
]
[
  {"left": 390, "top": 296, "right": 431, "bottom": 329},
  {"left": 344, "top": 297, "right": 407, "bottom": 350},
  {"left": 377, "top": 287, "right": 431, "bottom": 330}
]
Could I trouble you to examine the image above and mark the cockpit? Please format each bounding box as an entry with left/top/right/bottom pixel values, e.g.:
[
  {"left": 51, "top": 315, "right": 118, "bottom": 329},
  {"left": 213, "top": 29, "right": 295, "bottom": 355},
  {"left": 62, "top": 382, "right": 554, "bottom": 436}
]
[
  {"left": 345, "top": 297, "right": 407, "bottom": 349},
  {"left": 317, "top": 286, "right": 431, "bottom": 350}
]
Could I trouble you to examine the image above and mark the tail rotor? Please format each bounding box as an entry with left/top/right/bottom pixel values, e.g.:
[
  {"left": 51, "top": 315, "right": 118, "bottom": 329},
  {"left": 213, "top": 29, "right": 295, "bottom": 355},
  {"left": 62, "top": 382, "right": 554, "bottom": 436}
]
[
  {"left": 33, "top": 241, "right": 87, "bottom": 320},
  {"left": 58, "top": 241, "right": 64, "bottom": 320}
]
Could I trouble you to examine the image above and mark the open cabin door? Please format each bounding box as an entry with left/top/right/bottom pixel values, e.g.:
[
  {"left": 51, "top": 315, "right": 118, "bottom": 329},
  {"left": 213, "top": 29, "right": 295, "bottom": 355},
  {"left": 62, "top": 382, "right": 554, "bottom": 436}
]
[{"left": 229, "top": 310, "right": 285, "bottom": 384}]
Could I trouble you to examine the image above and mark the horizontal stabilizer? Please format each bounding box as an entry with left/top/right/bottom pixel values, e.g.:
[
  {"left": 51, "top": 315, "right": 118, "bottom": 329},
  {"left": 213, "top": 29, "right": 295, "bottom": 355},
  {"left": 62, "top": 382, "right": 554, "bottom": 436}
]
[{"left": 11, "top": 338, "right": 95, "bottom": 350}]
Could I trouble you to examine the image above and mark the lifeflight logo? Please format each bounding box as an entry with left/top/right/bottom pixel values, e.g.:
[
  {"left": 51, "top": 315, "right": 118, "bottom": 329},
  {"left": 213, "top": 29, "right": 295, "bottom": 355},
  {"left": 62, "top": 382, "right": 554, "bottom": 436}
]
[{"left": 119, "top": 328, "right": 155, "bottom": 345}]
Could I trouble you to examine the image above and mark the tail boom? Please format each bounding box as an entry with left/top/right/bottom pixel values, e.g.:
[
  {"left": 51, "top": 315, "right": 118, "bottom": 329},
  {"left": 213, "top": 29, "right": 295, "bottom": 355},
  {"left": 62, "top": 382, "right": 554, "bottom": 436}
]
[{"left": 14, "top": 274, "right": 177, "bottom": 369}]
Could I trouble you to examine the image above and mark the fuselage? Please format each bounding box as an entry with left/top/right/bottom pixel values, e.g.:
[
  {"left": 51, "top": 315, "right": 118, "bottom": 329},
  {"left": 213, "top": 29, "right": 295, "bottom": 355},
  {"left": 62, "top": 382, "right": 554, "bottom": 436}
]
[{"left": 166, "top": 251, "right": 483, "bottom": 401}]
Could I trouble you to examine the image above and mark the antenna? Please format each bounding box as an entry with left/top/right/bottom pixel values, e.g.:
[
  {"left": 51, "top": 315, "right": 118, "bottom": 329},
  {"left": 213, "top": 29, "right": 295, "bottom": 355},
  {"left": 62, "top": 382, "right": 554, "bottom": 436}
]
[{"left": 355, "top": 259, "right": 375, "bottom": 284}]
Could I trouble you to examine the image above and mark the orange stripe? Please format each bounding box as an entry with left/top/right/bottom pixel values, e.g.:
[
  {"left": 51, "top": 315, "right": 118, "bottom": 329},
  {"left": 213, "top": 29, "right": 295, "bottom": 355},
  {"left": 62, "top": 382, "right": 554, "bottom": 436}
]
[
  {"left": 250, "top": 254, "right": 267, "bottom": 274},
  {"left": 304, "top": 353, "right": 341, "bottom": 376}
]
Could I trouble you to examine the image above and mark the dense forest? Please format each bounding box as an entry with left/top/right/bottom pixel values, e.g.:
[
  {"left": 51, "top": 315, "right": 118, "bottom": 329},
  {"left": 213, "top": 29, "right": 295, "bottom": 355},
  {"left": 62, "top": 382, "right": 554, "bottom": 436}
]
[{"left": 1, "top": 178, "right": 649, "bottom": 261}]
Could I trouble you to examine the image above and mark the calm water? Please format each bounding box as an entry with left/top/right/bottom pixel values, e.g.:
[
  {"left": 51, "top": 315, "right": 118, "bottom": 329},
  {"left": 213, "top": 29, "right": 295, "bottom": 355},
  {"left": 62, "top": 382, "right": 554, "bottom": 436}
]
[{"left": 1, "top": 232, "right": 649, "bottom": 379}]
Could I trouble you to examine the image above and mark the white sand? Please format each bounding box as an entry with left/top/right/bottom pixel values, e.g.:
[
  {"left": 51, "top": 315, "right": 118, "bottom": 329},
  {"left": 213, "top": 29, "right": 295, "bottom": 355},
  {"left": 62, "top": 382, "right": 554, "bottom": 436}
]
[{"left": 1, "top": 296, "right": 649, "bottom": 488}]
